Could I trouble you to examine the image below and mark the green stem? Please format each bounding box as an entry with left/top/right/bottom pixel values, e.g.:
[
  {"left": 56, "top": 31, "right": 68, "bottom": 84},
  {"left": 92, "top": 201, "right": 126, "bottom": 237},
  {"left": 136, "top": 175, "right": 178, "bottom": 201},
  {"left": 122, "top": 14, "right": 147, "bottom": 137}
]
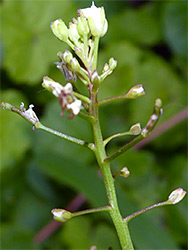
[
  {"left": 92, "top": 36, "right": 100, "bottom": 72},
  {"left": 98, "top": 94, "right": 129, "bottom": 106},
  {"left": 35, "top": 122, "right": 94, "bottom": 150},
  {"left": 72, "top": 92, "right": 91, "bottom": 104},
  {"left": 104, "top": 131, "right": 132, "bottom": 146},
  {"left": 72, "top": 206, "right": 111, "bottom": 218},
  {"left": 104, "top": 135, "right": 143, "bottom": 163},
  {"left": 123, "top": 201, "right": 169, "bottom": 223},
  {"left": 89, "top": 91, "right": 134, "bottom": 250}
]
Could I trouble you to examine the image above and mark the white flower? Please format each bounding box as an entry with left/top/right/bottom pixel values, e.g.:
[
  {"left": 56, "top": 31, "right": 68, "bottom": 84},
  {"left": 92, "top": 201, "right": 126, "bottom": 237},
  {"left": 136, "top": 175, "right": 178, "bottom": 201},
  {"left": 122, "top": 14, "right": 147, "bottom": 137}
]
[
  {"left": 21, "top": 103, "right": 39, "bottom": 124},
  {"left": 78, "top": 1, "right": 108, "bottom": 37},
  {"left": 68, "top": 22, "right": 80, "bottom": 44},
  {"left": 67, "top": 99, "right": 82, "bottom": 115},
  {"left": 168, "top": 188, "right": 186, "bottom": 204},
  {"left": 42, "top": 76, "right": 64, "bottom": 97}
]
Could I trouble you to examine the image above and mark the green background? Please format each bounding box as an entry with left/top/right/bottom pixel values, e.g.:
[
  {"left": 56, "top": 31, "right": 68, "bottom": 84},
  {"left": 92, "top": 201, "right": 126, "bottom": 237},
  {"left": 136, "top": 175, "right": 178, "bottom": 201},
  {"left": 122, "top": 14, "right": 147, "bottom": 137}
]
[{"left": 0, "top": 0, "right": 187, "bottom": 249}]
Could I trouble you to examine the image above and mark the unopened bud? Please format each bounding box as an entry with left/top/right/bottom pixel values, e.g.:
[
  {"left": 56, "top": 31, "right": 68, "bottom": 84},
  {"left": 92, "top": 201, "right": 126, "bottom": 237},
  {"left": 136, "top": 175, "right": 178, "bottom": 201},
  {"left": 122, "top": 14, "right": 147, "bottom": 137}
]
[
  {"left": 109, "top": 58, "right": 117, "bottom": 71},
  {"left": 129, "top": 123, "right": 141, "bottom": 135},
  {"left": 51, "top": 208, "right": 72, "bottom": 222},
  {"left": 70, "top": 58, "right": 81, "bottom": 72},
  {"left": 102, "top": 63, "right": 109, "bottom": 73},
  {"left": 78, "top": 2, "right": 108, "bottom": 37},
  {"left": 62, "top": 50, "right": 73, "bottom": 64},
  {"left": 91, "top": 70, "right": 100, "bottom": 86},
  {"left": 77, "top": 16, "right": 90, "bottom": 36},
  {"left": 68, "top": 22, "right": 80, "bottom": 43},
  {"left": 126, "top": 84, "right": 145, "bottom": 99},
  {"left": 120, "top": 167, "right": 130, "bottom": 178},
  {"left": 168, "top": 188, "right": 186, "bottom": 204},
  {"left": 51, "top": 19, "right": 69, "bottom": 42}
]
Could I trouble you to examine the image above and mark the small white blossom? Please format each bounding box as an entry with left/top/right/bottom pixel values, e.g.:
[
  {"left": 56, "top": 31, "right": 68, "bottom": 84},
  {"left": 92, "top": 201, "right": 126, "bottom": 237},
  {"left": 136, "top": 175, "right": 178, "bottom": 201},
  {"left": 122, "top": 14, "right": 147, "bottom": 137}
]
[
  {"left": 42, "top": 77, "right": 82, "bottom": 117},
  {"left": 21, "top": 103, "right": 39, "bottom": 124},
  {"left": 78, "top": 1, "right": 108, "bottom": 37},
  {"left": 168, "top": 188, "right": 186, "bottom": 204},
  {"left": 67, "top": 99, "right": 82, "bottom": 115}
]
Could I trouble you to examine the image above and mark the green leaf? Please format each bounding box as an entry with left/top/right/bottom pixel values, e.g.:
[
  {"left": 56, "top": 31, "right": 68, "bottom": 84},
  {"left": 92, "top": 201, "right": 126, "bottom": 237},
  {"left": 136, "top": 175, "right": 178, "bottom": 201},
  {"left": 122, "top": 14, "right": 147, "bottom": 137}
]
[
  {"left": 105, "top": 5, "right": 161, "bottom": 46},
  {"left": 162, "top": 2, "right": 187, "bottom": 58},
  {"left": 0, "top": 90, "right": 32, "bottom": 170},
  {"left": 1, "top": 1, "right": 77, "bottom": 84},
  {"left": 1, "top": 224, "right": 40, "bottom": 249}
]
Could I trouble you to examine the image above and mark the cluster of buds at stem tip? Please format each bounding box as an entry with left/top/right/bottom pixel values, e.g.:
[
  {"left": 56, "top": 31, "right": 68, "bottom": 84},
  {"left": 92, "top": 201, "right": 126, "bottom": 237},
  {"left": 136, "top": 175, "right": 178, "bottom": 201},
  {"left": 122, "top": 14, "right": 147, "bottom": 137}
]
[
  {"left": 51, "top": 2, "right": 108, "bottom": 41},
  {"left": 42, "top": 77, "right": 82, "bottom": 118},
  {"left": 51, "top": 209, "right": 72, "bottom": 223},
  {"left": 168, "top": 188, "right": 186, "bottom": 204}
]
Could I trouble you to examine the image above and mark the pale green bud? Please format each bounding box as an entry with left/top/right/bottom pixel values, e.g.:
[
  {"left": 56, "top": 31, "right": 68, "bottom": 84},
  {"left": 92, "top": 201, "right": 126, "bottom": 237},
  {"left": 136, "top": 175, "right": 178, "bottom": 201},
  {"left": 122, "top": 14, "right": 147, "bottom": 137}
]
[
  {"left": 51, "top": 19, "right": 69, "bottom": 42},
  {"left": 126, "top": 84, "right": 145, "bottom": 99},
  {"left": 129, "top": 123, "right": 141, "bottom": 135},
  {"left": 91, "top": 70, "right": 101, "bottom": 86},
  {"left": 77, "top": 16, "right": 90, "bottom": 36},
  {"left": 51, "top": 208, "right": 72, "bottom": 222},
  {"left": 168, "top": 188, "right": 186, "bottom": 204},
  {"left": 68, "top": 22, "right": 80, "bottom": 43},
  {"left": 102, "top": 63, "right": 109, "bottom": 73},
  {"left": 62, "top": 50, "right": 73, "bottom": 64},
  {"left": 70, "top": 58, "right": 80, "bottom": 72},
  {"left": 109, "top": 58, "right": 117, "bottom": 70},
  {"left": 78, "top": 2, "right": 108, "bottom": 37}
]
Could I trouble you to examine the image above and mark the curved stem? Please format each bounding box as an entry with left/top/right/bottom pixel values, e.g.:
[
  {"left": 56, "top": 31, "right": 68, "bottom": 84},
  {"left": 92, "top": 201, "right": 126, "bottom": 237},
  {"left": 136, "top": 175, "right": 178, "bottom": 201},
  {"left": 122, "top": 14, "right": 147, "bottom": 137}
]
[{"left": 89, "top": 91, "right": 134, "bottom": 250}]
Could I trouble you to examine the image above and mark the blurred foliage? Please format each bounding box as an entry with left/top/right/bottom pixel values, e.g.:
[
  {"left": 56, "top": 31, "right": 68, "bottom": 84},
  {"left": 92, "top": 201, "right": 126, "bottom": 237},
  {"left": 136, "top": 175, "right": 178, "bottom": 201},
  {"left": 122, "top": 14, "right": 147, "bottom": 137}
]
[{"left": 0, "top": 0, "right": 187, "bottom": 249}]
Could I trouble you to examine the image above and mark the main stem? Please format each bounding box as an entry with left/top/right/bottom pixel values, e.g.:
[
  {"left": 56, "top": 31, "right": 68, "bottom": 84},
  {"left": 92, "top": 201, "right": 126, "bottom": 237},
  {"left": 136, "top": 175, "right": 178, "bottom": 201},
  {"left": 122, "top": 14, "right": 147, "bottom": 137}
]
[{"left": 89, "top": 91, "right": 134, "bottom": 250}]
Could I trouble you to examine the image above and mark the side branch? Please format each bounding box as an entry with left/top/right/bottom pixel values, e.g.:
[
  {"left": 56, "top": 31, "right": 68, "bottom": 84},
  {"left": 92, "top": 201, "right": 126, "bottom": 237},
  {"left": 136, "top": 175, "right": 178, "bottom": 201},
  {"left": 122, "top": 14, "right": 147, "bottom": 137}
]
[
  {"left": 1, "top": 102, "right": 94, "bottom": 151},
  {"left": 104, "top": 99, "right": 162, "bottom": 163}
]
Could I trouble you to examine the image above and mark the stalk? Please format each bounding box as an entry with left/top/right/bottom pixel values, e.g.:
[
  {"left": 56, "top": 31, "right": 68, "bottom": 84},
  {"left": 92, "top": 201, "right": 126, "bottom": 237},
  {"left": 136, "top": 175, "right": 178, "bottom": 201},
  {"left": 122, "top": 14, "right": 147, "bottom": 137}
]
[{"left": 89, "top": 91, "right": 134, "bottom": 250}]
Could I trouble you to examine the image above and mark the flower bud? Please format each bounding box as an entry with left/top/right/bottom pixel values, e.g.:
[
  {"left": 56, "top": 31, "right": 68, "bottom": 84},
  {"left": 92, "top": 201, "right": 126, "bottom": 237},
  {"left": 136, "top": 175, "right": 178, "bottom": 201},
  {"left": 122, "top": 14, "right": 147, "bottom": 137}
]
[
  {"left": 77, "top": 16, "right": 90, "bottom": 36},
  {"left": 70, "top": 58, "right": 81, "bottom": 72},
  {"left": 168, "top": 188, "right": 186, "bottom": 204},
  {"left": 68, "top": 22, "right": 80, "bottom": 44},
  {"left": 78, "top": 2, "right": 108, "bottom": 37},
  {"left": 109, "top": 58, "right": 117, "bottom": 71},
  {"left": 62, "top": 50, "right": 73, "bottom": 64},
  {"left": 91, "top": 70, "right": 100, "bottom": 86},
  {"left": 129, "top": 123, "right": 141, "bottom": 135},
  {"left": 51, "top": 208, "right": 72, "bottom": 222},
  {"left": 102, "top": 63, "right": 109, "bottom": 73},
  {"left": 120, "top": 167, "right": 130, "bottom": 178},
  {"left": 51, "top": 19, "right": 69, "bottom": 42},
  {"left": 126, "top": 84, "right": 145, "bottom": 99}
]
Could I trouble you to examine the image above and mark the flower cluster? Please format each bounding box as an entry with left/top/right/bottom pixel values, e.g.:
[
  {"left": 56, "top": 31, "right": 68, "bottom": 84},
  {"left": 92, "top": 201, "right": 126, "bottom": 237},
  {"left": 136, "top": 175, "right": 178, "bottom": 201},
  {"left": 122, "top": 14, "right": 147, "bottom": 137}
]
[
  {"left": 50, "top": 2, "right": 108, "bottom": 78},
  {"left": 42, "top": 77, "right": 82, "bottom": 118}
]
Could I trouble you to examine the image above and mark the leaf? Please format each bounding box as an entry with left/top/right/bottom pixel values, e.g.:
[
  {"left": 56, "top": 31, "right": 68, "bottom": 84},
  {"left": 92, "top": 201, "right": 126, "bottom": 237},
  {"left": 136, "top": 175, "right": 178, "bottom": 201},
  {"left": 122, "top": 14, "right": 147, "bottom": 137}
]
[
  {"left": 162, "top": 2, "right": 187, "bottom": 58},
  {"left": 1, "top": 1, "right": 77, "bottom": 84},
  {"left": 1, "top": 224, "right": 40, "bottom": 249},
  {"left": 0, "top": 90, "right": 32, "bottom": 170},
  {"left": 105, "top": 4, "right": 161, "bottom": 46}
]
